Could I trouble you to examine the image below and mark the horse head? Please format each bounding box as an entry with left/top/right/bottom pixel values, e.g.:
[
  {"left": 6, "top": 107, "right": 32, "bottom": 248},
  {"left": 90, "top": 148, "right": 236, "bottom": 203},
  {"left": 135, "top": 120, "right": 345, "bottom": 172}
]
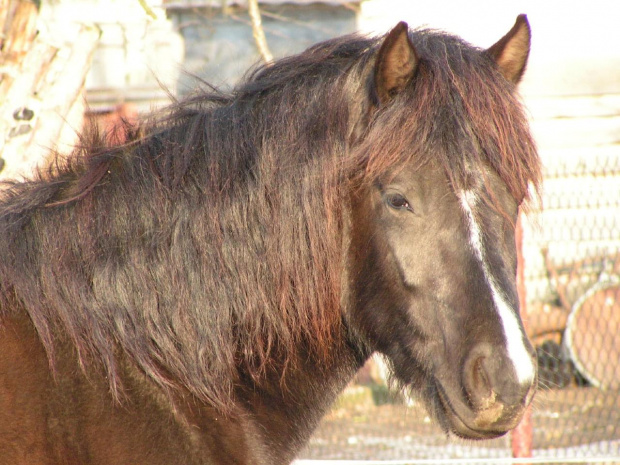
[{"left": 346, "top": 16, "right": 538, "bottom": 439}]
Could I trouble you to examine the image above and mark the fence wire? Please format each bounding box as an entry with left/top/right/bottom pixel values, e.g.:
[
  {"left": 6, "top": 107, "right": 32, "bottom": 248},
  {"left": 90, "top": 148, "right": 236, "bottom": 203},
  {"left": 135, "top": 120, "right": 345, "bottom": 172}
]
[{"left": 523, "top": 139, "right": 620, "bottom": 462}]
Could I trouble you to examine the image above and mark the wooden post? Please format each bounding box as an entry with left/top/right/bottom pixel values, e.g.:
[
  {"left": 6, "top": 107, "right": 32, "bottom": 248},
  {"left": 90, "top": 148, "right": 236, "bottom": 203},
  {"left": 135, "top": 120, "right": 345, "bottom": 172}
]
[
  {"left": 511, "top": 212, "right": 534, "bottom": 463},
  {"left": 1, "top": 0, "right": 38, "bottom": 63},
  {"left": 0, "top": 0, "right": 100, "bottom": 180}
]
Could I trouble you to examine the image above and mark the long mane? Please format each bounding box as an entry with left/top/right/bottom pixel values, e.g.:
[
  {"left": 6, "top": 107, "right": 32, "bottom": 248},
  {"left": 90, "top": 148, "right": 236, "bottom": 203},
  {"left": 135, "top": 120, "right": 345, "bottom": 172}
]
[{"left": 0, "top": 29, "right": 540, "bottom": 410}]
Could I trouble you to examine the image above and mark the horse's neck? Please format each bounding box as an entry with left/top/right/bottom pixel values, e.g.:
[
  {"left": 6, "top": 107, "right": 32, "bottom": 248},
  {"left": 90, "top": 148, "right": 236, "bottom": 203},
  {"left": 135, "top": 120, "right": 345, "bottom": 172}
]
[
  {"left": 1, "top": 311, "right": 366, "bottom": 465},
  {"left": 234, "top": 338, "right": 366, "bottom": 463},
  {"left": 165, "top": 338, "right": 365, "bottom": 464}
]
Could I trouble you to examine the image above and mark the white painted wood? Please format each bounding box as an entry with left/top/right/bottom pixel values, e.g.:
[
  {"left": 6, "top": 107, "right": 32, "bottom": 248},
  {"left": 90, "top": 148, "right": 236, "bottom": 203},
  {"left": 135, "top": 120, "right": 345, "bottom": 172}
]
[
  {"left": 526, "top": 94, "right": 620, "bottom": 120},
  {"left": 530, "top": 116, "right": 620, "bottom": 149}
]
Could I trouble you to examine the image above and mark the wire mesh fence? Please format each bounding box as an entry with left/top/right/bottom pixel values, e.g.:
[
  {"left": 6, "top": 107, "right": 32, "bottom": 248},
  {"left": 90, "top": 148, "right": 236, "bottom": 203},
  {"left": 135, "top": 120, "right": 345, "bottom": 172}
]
[{"left": 522, "top": 128, "right": 620, "bottom": 462}]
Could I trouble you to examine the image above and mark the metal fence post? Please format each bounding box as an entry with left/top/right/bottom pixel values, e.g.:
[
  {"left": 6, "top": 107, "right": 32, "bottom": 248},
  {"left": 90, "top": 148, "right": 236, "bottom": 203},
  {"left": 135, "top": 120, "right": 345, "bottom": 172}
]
[{"left": 512, "top": 212, "right": 533, "bottom": 463}]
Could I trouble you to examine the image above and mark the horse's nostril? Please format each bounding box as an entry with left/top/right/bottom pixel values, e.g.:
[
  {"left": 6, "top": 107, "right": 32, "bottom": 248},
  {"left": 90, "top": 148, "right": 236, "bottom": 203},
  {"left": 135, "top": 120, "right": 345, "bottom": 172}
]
[
  {"left": 464, "top": 342, "right": 536, "bottom": 416},
  {"left": 465, "top": 354, "right": 495, "bottom": 409},
  {"left": 472, "top": 357, "right": 492, "bottom": 399},
  {"left": 463, "top": 343, "right": 493, "bottom": 407}
]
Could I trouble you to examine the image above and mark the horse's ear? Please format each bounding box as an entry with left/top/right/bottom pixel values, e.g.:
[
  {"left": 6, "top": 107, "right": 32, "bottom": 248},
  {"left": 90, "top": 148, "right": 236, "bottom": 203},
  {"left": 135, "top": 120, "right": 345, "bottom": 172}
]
[
  {"left": 487, "top": 14, "right": 531, "bottom": 84},
  {"left": 374, "top": 21, "right": 418, "bottom": 104}
]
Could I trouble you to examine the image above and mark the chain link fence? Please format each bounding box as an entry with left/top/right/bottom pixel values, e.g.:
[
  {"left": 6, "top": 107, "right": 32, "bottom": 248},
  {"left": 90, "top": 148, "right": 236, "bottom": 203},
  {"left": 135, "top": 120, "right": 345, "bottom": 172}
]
[{"left": 522, "top": 101, "right": 620, "bottom": 461}]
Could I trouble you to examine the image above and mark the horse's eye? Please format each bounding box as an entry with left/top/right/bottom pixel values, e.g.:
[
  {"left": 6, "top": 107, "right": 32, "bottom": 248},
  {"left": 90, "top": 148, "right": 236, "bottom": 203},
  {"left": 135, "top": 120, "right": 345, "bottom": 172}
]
[{"left": 386, "top": 193, "right": 412, "bottom": 212}]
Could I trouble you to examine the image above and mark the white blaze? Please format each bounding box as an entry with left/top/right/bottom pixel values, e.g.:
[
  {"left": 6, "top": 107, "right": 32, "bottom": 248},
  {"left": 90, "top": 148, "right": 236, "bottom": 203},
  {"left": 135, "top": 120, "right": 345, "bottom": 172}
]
[{"left": 459, "top": 190, "right": 535, "bottom": 384}]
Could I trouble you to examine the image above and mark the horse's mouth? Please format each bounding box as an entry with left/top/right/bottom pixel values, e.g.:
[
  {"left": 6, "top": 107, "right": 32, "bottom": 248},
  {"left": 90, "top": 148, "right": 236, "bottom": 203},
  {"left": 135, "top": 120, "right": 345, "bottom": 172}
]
[{"left": 431, "top": 380, "right": 517, "bottom": 440}]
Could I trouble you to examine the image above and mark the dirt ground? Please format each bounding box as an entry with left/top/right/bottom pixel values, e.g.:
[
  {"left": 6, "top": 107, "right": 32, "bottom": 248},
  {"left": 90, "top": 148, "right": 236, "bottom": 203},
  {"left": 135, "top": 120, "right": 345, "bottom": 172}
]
[{"left": 299, "top": 387, "right": 620, "bottom": 461}]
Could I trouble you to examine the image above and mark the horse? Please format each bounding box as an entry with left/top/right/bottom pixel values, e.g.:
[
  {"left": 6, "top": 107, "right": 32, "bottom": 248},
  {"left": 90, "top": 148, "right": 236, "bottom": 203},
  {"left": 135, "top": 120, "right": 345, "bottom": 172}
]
[{"left": 0, "top": 15, "right": 540, "bottom": 465}]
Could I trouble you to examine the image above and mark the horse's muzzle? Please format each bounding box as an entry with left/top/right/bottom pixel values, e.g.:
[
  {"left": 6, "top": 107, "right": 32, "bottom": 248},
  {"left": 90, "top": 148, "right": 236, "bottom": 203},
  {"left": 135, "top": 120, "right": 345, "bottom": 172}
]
[{"left": 433, "top": 342, "right": 538, "bottom": 439}]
